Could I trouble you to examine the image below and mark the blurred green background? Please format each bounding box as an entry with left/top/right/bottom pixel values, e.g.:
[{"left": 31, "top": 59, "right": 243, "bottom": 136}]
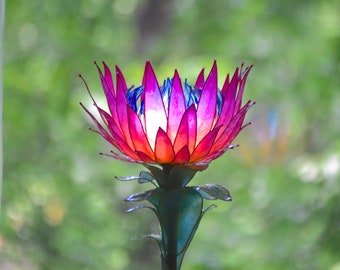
[{"left": 2, "top": 0, "right": 340, "bottom": 269}]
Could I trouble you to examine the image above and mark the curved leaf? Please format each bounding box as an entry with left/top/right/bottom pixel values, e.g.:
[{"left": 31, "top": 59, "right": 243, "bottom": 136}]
[
  {"left": 125, "top": 204, "right": 157, "bottom": 215},
  {"left": 194, "top": 184, "right": 232, "bottom": 201},
  {"left": 138, "top": 171, "right": 156, "bottom": 185},
  {"left": 124, "top": 189, "right": 154, "bottom": 202},
  {"left": 115, "top": 175, "right": 140, "bottom": 181}
]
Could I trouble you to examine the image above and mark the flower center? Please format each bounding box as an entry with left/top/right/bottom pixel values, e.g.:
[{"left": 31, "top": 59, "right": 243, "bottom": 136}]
[{"left": 126, "top": 78, "right": 224, "bottom": 116}]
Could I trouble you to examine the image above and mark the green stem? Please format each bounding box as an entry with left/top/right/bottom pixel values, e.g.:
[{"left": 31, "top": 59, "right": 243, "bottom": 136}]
[
  {"left": 148, "top": 187, "right": 204, "bottom": 270},
  {"left": 161, "top": 252, "right": 179, "bottom": 270}
]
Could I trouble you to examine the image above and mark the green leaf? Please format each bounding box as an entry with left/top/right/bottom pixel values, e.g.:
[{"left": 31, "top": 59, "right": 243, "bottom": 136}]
[
  {"left": 194, "top": 184, "right": 232, "bottom": 201},
  {"left": 203, "top": 204, "right": 217, "bottom": 213},
  {"left": 132, "top": 234, "right": 164, "bottom": 256},
  {"left": 115, "top": 175, "right": 140, "bottom": 181},
  {"left": 143, "top": 164, "right": 167, "bottom": 187},
  {"left": 115, "top": 171, "right": 157, "bottom": 186},
  {"left": 132, "top": 233, "right": 162, "bottom": 242},
  {"left": 125, "top": 205, "right": 157, "bottom": 215},
  {"left": 124, "top": 189, "right": 154, "bottom": 202},
  {"left": 138, "top": 171, "right": 156, "bottom": 184}
]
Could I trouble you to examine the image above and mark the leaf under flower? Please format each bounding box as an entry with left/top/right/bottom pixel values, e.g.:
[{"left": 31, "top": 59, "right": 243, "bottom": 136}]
[
  {"left": 124, "top": 189, "right": 154, "bottom": 202},
  {"left": 194, "top": 183, "right": 232, "bottom": 201}
]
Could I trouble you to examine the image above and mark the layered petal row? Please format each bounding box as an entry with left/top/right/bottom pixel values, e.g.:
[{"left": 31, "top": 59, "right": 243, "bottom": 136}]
[{"left": 81, "top": 61, "right": 254, "bottom": 170}]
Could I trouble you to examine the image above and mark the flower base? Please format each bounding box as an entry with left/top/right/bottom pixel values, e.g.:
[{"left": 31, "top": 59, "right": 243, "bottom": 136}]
[{"left": 122, "top": 165, "right": 232, "bottom": 270}]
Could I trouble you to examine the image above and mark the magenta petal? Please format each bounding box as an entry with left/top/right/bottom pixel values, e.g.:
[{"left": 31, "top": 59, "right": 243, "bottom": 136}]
[
  {"left": 186, "top": 105, "right": 197, "bottom": 153},
  {"left": 173, "top": 145, "right": 190, "bottom": 164},
  {"left": 94, "top": 62, "right": 119, "bottom": 124},
  {"left": 216, "top": 65, "right": 252, "bottom": 140},
  {"left": 102, "top": 85, "right": 120, "bottom": 129},
  {"left": 81, "top": 103, "right": 115, "bottom": 145},
  {"left": 136, "top": 151, "right": 155, "bottom": 163},
  {"left": 154, "top": 128, "right": 175, "bottom": 163},
  {"left": 103, "top": 62, "right": 115, "bottom": 97},
  {"left": 142, "top": 62, "right": 168, "bottom": 147},
  {"left": 196, "top": 61, "right": 217, "bottom": 142},
  {"left": 96, "top": 106, "right": 124, "bottom": 140},
  {"left": 167, "top": 70, "right": 186, "bottom": 143},
  {"left": 195, "top": 68, "right": 205, "bottom": 89},
  {"left": 101, "top": 150, "right": 140, "bottom": 163},
  {"left": 215, "top": 71, "right": 239, "bottom": 139},
  {"left": 195, "top": 148, "right": 226, "bottom": 165},
  {"left": 81, "top": 103, "right": 138, "bottom": 159},
  {"left": 96, "top": 108, "right": 142, "bottom": 160},
  {"left": 173, "top": 104, "right": 197, "bottom": 154},
  {"left": 109, "top": 133, "right": 139, "bottom": 160},
  {"left": 190, "top": 126, "right": 221, "bottom": 162},
  {"left": 173, "top": 116, "right": 189, "bottom": 153},
  {"left": 211, "top": 102, "right": 250, "bottom": 152},
  {"left": 235, "top": 64, "right": 252, "bottom": 112},
  {"left": 106, "top": 94, "right": 121, "bottom": 129},
  {"left": 127, "top": 106, "right": 155, "bottom": 160},
  {"left": 221, "top": 73, "right": 230, "bottom": 96},
  {"left": 224, "top": 67, "right": 239, "bottom": 98},
  {"left": 114, "top": 69, "right": 134, "bottom": 149},
  {"left": 215, "top": 100, "right": 234, "bottom": 141},
  {"left": 95, "top": 62, "right": 114, "bottom": 99},
  {"left": 115, "top": 65, "right": 128, "bottom": 92},
  {"left": 223, "top": 104, "right": 250, "bottom": 145}
]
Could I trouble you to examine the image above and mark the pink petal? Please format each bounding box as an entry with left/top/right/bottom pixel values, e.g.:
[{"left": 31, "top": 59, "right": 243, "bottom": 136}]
[
  {"left": 103, "top": 62, "right": 115, "bottom": 97},
  {"left": 215, "top": 101, "right": 234, "bottom": 141},
  {"left": 154, "top": 128, "right": 175, "bottom": 163},
  {"left": 173, "top": 116, "right": 188, "bottom": 153},
  {"left": 223, "top": 104, "right": 251, "bottom": 144},
  {"left": 210, "top": 102, "right": 250, "bottom": 153},
  {"left": 167, "top": 70, "right": 186, "bottom": 143},
  {"left": 115, "top": 68, "right": 134, "bottom": 149},
  {"left": 214, "top": 70, "right": 239, "bottom": 139},
  {"left": 195, "top": 68, "right": 205, "bottom": 89},
  {"left": 94, "top": 62, "right": 120, "bottom": 125},
  {"left": 96, "top": 107, "right": 142, "bottom": 160},
  {"left": 136, "top": 151, "right": 156, "bottom": 163},
  {"left": 195, "top": 149, "right": 225, "bottom": 165},
  {"left": 142, "top": 62, "right": 168, "bottom": 148},
  {"left": 109, "top": 134, "right": 139, "bottom": 160},
  {"left": 115, "top": 65, "right": 128, "bottom": 92},
  {"left": 215, "top": 65, "right": 253, "bottom": 143},
  {"left": 223, "top": 67, "right": 239, "bottom": 98},
  {"left": 190, "top": 126, "right": 221, "bottom": 162},
  {"left": 80, "top": 103, "right": 115, "bottom": 145},
  {"left": 127, "top": 106, "right": 155, "bottom": 160},
  {"left": 187, "top": 105, "right": 198, "bottom": 153},
  {"left": 101, "top": 151, "right": 141, "bottom": 163},
  {"left": 235, "top": 64, "right": 252, "bottom": 112},
  {"left": 196, "top": 61, "right": 217, "bottom": 142},
  {"left": 221, "top": 73, "right": 230, "bottom": 96},
  {"left": 96, "top": 106, "right": 124, "bottom": 141},
  {"left": 172, "top": 146, "right": 190, "bottom": 164},
  {"left": 95, "top": 62, "right": 114, "bottom": 98},
  {"left": 173, "top": 104, "right": 197, "bottom": 154},
  {"left": 81, "top": 103, "right": 138, "bottom": 160}
]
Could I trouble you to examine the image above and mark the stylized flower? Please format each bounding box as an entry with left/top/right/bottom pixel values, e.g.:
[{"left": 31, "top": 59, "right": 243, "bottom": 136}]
[
  {"left": 80, "top": 60, "right": 254, "bottom": 170},
  {"left": 81, "top": 61, "right": 255, "bottom": 270}
]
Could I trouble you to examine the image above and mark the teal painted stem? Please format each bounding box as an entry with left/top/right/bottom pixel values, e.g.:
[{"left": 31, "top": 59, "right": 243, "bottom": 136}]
[{"left": 148, "top": 187, "right": 204, "bottom": 270}]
